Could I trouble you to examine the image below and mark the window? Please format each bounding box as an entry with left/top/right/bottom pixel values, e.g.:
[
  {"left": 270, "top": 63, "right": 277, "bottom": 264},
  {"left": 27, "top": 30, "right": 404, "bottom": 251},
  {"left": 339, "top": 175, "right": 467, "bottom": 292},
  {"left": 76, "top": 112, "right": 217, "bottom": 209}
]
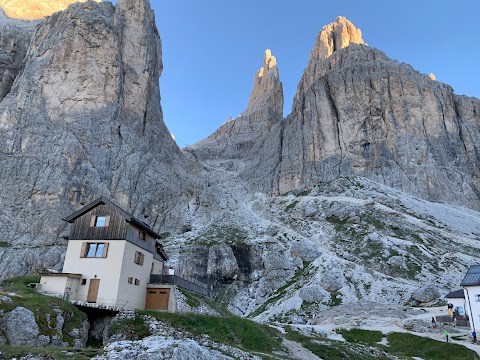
[
  {"left": 135, "top": 279, "right": 140, "bottom": 286},
  {"left": 81, "top": 279, "right": 87, "bottom": 285},
  {"left": 128, "top": 277, "right": 133, "bottom": 284},
  {"left": 89, "top": 215, "right": 110, "bottom": 227},
  {"left": 81, "top": 242, "right": 109, "bottom": 258},
  {"left": 151, "top": 263, "right": 155, "bottom": 274},
  {"left": 139, "top": 230, "right": 147, "bottom": 241},
  {"left": 475, "top": 294, "right": 480, "bottom": 302},
  {"left": 134, "top": 251, "right": 144, "bottom": 266}
]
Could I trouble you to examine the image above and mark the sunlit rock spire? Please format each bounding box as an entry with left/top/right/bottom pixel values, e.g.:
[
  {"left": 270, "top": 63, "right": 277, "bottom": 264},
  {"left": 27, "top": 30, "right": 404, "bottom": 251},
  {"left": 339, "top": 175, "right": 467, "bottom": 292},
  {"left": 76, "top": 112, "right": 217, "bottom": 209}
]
[
  {"left": 245, "top": 49, "right": 283, "bottom": 118},
  {"left": 312, "top": 16, "right": 364, "bottom": 61},
  {"left": 185, "top": 49, "right": 284, "bottom": 160}
]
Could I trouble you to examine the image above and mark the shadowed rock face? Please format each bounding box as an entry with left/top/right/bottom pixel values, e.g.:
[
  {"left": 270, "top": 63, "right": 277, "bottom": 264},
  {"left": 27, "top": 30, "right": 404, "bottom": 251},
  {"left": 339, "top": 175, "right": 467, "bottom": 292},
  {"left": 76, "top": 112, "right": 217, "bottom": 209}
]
[
  {"left": 0, "top": 0, "right": 101, "bottom": 20},
  {"left": 185, "top": 49, "right": 284, "bottom": 161},
  {"left": 0, "top": 9, "right": 36, "bottom": 102},
  {"left": 242, "top": 17, "right": 480, "bottom": 209},
  {"left": 0, "top": 0, "right": 202, "bottom": 279}
]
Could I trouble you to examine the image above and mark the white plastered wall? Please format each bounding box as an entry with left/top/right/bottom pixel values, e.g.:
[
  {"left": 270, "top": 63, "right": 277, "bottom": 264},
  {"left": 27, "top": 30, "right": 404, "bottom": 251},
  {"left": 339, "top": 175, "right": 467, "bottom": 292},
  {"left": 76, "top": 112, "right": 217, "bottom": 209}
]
[
  {"left": 151, "top": 258, "right": 164, "bottom": 275},
  {"left": 463, "top": 287, "right": 480, "bottom": 332},
  {"left": 39, "top": 276, "right": 68, "bottom": 296},
  {"left": 448, "top": 297, "right": 467, "bottom": 316},
  {"left": 116, "top": 241, "right": 155, "bottom": 310},
  {"left": 62, "top": 239, "right": 126, "bottom": 306}
]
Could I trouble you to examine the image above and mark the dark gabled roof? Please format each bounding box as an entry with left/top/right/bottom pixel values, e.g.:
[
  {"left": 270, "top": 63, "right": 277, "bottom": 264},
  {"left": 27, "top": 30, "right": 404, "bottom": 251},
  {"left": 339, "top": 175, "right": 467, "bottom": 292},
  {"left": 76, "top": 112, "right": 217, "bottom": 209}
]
[
  {"left": 460, "top": 265, "right": 480, "bottom": 287},
  {"left": 63, "top": 197, "right": 162, "bottom": 239},
  {"left": 445, "top": 289, "right": 465, "bottom": 299}
]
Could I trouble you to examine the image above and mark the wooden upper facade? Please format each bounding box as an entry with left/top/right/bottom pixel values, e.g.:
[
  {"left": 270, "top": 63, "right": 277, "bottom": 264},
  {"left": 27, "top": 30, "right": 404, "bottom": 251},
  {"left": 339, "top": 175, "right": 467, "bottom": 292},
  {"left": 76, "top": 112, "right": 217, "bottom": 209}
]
[{"left": 64, "top": 197, "right": 168, "bottom": 262}]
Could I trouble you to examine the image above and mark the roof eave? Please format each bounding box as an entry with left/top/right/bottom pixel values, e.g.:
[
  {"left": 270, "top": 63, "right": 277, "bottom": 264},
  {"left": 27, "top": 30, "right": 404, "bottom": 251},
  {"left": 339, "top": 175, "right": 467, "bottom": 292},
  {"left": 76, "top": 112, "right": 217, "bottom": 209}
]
[
  {"left": 63, "top": 197, "right": 107, "bottom": 223},
  {"left": 128, "top": 218, "right": 161, "bottom": 239}
]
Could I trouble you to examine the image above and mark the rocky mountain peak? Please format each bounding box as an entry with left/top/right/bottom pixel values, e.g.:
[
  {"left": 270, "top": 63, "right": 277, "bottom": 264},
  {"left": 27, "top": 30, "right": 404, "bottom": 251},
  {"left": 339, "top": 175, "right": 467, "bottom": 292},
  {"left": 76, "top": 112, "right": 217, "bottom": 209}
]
[
  {"left": 245, "top": 49, "right": 282, "bottom": 117},
  {"left": 185, "top": 49, "right": 283, "bottom": 161},
  {"left": 242, "top": 16, "right": 480, "bottom": 211},
  {"left": 257, "top": 49, "right": 277, "bottom": 78},
  {"left": 0, "top": 0, "right": 101, "bottom": 20},
  {"left": 314, "top": 16, "right": 364, "bottom": 60},
  {"left": 296, "top": 16, "right": 372, "bottom": 94}
]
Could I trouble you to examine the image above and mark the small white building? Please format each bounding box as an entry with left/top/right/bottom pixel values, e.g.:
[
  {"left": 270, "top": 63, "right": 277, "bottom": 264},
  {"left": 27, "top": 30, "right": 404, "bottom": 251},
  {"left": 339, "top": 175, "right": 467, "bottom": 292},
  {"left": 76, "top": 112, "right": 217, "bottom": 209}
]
[
  {"left": 445, "top": 289, "right": 467, "bottom": 317},
  {"left": 461, "top": 265, "right": 480, "bottom": 332},
  {"left": 39, "top": 197, "right": 175, "bottom": 311}
]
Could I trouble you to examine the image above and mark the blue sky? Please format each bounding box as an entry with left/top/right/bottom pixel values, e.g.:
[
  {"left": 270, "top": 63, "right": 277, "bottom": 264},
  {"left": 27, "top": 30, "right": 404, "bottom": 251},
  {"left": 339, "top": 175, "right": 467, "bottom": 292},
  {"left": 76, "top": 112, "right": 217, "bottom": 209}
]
[{"left": 110, "top": 0, "right": 479, "bottom": 147}]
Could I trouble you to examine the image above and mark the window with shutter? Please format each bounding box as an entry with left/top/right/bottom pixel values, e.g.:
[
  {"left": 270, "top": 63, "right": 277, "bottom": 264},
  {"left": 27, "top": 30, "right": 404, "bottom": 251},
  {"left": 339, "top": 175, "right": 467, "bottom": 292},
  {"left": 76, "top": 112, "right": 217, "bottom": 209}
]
[
  {"left": 80, "top": 242, "right": 87, "bottom": 258},
  {"left": 102, "top": 242, "right": 109, "bottom": 258},
  {"left": 81, "top": 242, "right": 109, "bottom": 258},
  {"left": 134, "top": 251, "right": 144, "bottom": 266}
]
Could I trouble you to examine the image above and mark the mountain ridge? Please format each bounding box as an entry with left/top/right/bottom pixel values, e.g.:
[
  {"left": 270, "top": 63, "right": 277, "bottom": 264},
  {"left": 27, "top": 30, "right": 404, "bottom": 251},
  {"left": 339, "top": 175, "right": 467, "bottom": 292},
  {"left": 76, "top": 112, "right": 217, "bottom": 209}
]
[{"left": 0, "top": 2, "right": 479, "bottom": 332}]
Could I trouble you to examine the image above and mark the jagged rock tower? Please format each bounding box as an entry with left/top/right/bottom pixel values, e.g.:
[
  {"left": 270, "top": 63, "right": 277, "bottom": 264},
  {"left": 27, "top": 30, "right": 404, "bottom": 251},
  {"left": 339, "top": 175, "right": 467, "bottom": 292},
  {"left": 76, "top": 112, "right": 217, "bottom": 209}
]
[
  {"left": 0, "top": 0, "right": 201, "bottom": 279},
  {"left": 185, "top": 49, "right": 283, "bottom": 161},
  {"left": 241, "top": 17, "right": 480, "bottom": 209}
]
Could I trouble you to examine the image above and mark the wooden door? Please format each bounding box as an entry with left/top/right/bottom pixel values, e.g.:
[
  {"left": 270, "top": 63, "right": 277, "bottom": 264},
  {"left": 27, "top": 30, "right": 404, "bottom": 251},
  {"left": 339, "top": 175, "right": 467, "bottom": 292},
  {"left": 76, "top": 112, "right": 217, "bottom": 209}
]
[
  {"left": 87, "top": 279, "right": 100, "bottom": 303},
  {"left": 145, "top": 288, "right": 170, "bottom": 310}
]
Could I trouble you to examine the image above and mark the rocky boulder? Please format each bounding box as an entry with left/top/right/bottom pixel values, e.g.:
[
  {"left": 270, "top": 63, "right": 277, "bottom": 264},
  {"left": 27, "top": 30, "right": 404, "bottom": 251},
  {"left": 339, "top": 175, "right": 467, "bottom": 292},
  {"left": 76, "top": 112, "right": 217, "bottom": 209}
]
[
  {"left": 0, "top": 306, "right": 89, "bottom": 347},
  {"left": 388, "top": 256, "right": 406, "bottom": 269},
  {"left": 299, "top": 286, "right": 325, "bottom": 303},
  {"left": 1, "top": 307, "right": 47, "bottom": 346},
  {"left": 321, "top": 271, "right": 344, "bottom": 292},
  {"left": 290, "top": 241, "right": 322, "bottom": 262},
  {"left": 96, "top": 336, "right": 239, "bottom": 360},
  {"left": 411, "top": 284, "right": 441, "bottom": 304},
  {"left": 207, "top": 245, "right": 239, "bottom": 282},
  {"left": 303, "top": 200, "right": 319, "bottom": 218}
]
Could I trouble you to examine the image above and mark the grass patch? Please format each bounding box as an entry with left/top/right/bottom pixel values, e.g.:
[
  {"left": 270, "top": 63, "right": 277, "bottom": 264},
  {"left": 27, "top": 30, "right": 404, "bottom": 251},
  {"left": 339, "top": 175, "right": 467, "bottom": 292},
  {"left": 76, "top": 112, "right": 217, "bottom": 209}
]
[
  {"left": 286, "top": 200, "right": 299, "bottom": 211},
  {"left": 200, "top": 225, "right": 248, "bottom": 245},
  {"left": 107, "top": 314, "right": 151, "bottom": 341},
  {"left": 328, "top": 291, "right": 343, "bottom": 307},
  {"left": 325, "top": 215, "right": 348, "bottom": 232},
  {"left": 364, "top": 215, "right": 385, "bottom": 230},
  {"left": 143, "top": 312, "right": 282, "bottom": 354},
  {"left": 297, "top": 190, "right": 311, "bottom": 196},
  {"left": 158, "top": 232, "right": 171, "bottom": 240},
  {"left": 0, "top": 276, "right": 87, "bottom": 346},
  {"left": 0, "top": 241, "right": 11, "bottom": 248},
  {"left": 0, "top": 346, "right": 99, "bottom": 360},
  {"left": 179, "top": 287, "right": 232, "bottom": 317},
  {"left": 286, "top": 326, "right": 480, "bottom": 360},
  {"left": 179, "top": 288, "right": 201, "bottom": 308},
  {"left": 249, "top": 262, "right": 310, "bottom": 318},
  {"left": 213, "top": 286, "right": 237, "bottom": 314},
  {"left": 285, "top": 327, "right": 386, "bottom": 360},
  {"left": 386, "top": 332, "right": 479, "bottom": 360},
  {"left": 337, "top": 328, "right": 382, "bottom": 346}
]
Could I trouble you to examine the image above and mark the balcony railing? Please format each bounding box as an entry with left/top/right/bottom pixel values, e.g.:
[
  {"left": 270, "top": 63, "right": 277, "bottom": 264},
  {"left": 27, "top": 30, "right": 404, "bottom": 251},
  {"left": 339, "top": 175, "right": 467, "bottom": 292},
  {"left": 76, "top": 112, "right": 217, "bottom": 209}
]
[{"left": 149, "top": 274, "right": 210, "bottom": 297}]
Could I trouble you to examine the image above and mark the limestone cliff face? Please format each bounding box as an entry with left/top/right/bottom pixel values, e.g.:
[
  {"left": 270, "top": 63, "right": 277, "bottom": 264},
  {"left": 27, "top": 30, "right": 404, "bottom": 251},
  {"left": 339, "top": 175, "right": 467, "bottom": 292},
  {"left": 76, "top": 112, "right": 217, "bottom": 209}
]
[
  {"left": 0, "top": 0, "right": 201, "bottom": 279},
  {"left": 0, "top": 10, "right": 36, "bottom": 102},
  {"left": 0, "top": 0, "right": 100, "bottom": 20},
  {"left": 243, "top": 17, "right": 480, "bottom": 210},
  {"left": 185, "top": 49, "right": 283, "bottom": 161}
]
